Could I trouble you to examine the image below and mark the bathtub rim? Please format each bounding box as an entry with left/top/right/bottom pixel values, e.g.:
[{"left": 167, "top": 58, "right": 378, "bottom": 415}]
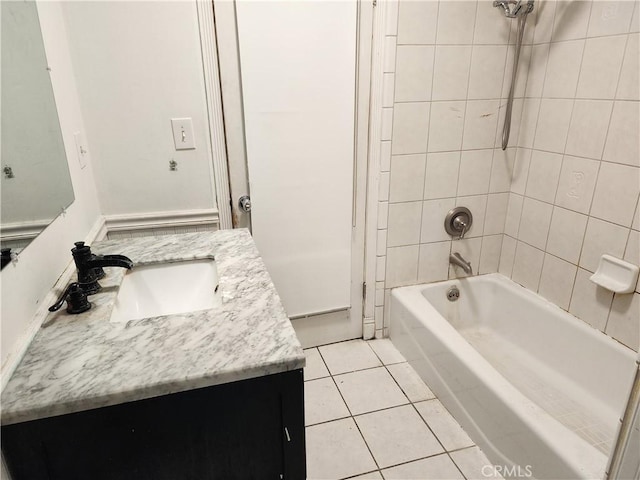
[{"left": 388, "top": 273, "right": 635, "bottom": 480}]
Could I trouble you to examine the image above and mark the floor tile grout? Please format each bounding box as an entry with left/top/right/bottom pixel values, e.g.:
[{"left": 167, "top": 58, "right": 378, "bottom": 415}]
[{"left": 306, "top": 340, "right": 483, "bottom": 480}]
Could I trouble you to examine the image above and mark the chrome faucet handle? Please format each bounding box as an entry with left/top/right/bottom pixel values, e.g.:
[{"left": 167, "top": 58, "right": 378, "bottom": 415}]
[{"left": 445, "top": 207, "right": 473, "bottom": 240}]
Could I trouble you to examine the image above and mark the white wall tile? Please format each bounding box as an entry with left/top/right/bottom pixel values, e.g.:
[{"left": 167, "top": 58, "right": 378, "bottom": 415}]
[
  {"left": 512, "top": 241, "right": 545, "bottom": 291},
  {"left": 389, "top": 154, "right": 427, "bottom": 203},
  {"left": 468, "top": 46, "right": 508, "bottom": 100},
  {"left": 484, "top": 193, "right": 509, "bottom": 235},
  {"left": 603, "top": 101, "right": 640, "bottom": 167},
  {"left": 436, "top": 1, "right": 477, "bottom": 45},
  {"left": 456, "top": 194, "right": 488, "bottom": 239},
  {"left": 546, "top": 206, "right": 588, "bottom": 264},
  {"left": 525, "top": 43, "right": 550, "bottom": 98},
  {"left": 397, "top": 0, "right": 438, "bottom": 45},
  {"left": 421, "top": 198, "right": 457, "bottom": 243},
  {"left": 384, "top": 36, "right": 397, "bottom": 73},
  {"left": 538, "top": 254, "right": 577, "bottom": 310},
  {"left": 633, "top": 200, "right": 640, "bottom": 230},
  {"left": 424, "top": 151, "right": 461, "bottom": 200},
  {"left": 458, "top": 149, "right": 493, "bottom": 196},
  {"left": 499, "top": 234, "right": 517, "bottom": 276},
  {"left": 576, "top": 35, "right": 627, "bottom": 99},
  {"left": 385, "top": 0, "right": 399, "bottom": 36},
  {"left": 552, "top": 1, "right": 592, "bottom": 41},
  {"left": 569, "top": 267, "right": 614, "bottom": 330},
  {"left": 555, "top": 155, "right": 600, "bottom": 214},
  {"left": 606, "top": 293, "right": 640, "bottom": 350},
  {"left": 496, "top": 98, "right": 524, "bottom": 149},
  {"left": 386, "top": 245, "right": 419, "bottom": 287},
  {"left": 387, "top": 201, "right": 423, "bottom": 247},
  {"left": 432, "top": 46, "right": 472, "bottom": 102},
  {"left": 392, "top": 102, "right": 430, "bottom": 154},
  {"left": 490, "top": 148, "right": 515, "bottom": 193},
  {"left": 462, "top": 100, "right": 501, "bottom": 150},
  {"left": 381, "top": 141, "right": 392, "bottom": 172},
  {"left": 580, "top": 217, "right": 629, "bottom": 272},
  {"left": 587, "top": 1, "right": 635, "bottom": 37},
  {"left": 428, "top": 101, "right": 465, "bottom": 152},
  {"left": 534, "top": 99, "right": 573, "bottom": 153},
  {"left": 590, "top": 162, "right": 640, "bottom": 227},
  {"left": 632, "top": 2, "right": 640, "bottom": 33},
  {"left": 505, "top": 193, "right": 524, "bottom": 237},
  {"left": 525, "top": 150, "right": 563, "bottom": 203},
  {"left": 502, "top": 44, "right": 531, "bottom": 99},
  {"left": 479, "top": 234, "right": 503, "bottom": 274},
  {"left": 418, "top": 241, "right": 451, "bottom": 283},
  {"left": 449, "top": 237, "right": 482, "bottom": 278},
  {"left": 378, "top": 201, "right": 389, "bottom": 229},
  {"left": 511, "top": 148, "right": 532, "bottom": 195},
  {"left": 377, "top": 229, "right": 387, "bottom": 257},
  {"left": 474, "top": 0, "right": 511, "bottom": 44},
  {"left": 379, "top": 171, "right": 390, "bottom": 201},
  {"left": 565, "top": 100, "right": 613, "bottom": 160},
  {"left": 383, "top": 73, "right": 395, "bottom": 108},
  {"left": 542, "top": 40, "right": 585, "bottom": 99},
  {"left": 518, "top": 99, "right": 541, "bottom": 149},
  {"left": 625, "top": 229, "right": 640, "bottom": 293},
  {"left": 518, "top": 197, "right": 553, "bottom": 250},
  {"left": 532, "top": 0, "right": 557, "bottom": 44},
  {"left": 376, "top": 254, "right": 386, "bottom": 282},
  {"left": 395, "top": 46, "right": 435, "bottom": 103},
  {"left": 617, "top": 34, "right": 639, "bottom": 100},
  {"left": 381, "top": 107, "right": 394, "bottom": 141}
]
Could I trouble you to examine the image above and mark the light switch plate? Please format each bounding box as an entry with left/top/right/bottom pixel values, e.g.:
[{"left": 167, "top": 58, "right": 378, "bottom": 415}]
[{"left": 171, "top": 118, "right": 196, "bottom": 150}]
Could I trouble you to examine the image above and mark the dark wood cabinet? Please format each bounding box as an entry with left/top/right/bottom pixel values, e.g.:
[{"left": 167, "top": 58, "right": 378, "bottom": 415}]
[{"left": 2, "top": 369, "right": 305, "bottom": 480}]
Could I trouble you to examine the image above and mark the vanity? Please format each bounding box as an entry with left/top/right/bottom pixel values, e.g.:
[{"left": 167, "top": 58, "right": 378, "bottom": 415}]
[{"left": 1, "top": 229, "right": 306, "bottom": 479}]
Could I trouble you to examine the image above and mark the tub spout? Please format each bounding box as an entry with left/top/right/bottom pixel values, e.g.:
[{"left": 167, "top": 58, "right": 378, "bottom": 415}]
[{"left": 450, "top": 252, "right": 473, "bottom": 275}]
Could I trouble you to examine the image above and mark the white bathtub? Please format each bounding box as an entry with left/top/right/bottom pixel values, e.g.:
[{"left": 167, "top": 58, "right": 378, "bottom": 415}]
[{"left": 389, "top": 273, "right": 636, "bottom": 480}]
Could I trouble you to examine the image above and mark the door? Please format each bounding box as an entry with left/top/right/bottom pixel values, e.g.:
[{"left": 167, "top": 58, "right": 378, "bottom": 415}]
[{"left": 225, "top": 0, "right": 370, "bottom": 345}]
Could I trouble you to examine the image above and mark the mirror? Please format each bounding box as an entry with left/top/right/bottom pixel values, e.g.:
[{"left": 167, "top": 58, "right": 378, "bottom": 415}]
[{"left": 1, "top": 0, "right": 75, "bottom": 255}]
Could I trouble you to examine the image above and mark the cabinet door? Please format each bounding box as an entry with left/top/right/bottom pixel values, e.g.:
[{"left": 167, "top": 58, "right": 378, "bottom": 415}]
[{"left": 3, "top": 370, "right": 305, "bottom": 480}]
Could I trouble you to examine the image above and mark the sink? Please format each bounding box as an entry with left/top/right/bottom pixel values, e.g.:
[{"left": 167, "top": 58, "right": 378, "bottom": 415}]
[{"left": 109, "top": 259, "right": 222, "bottom": 323}]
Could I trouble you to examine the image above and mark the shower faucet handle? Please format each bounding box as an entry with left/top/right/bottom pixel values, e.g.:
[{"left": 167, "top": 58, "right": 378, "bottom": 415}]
[{"left": 445, "top": 207, "right": 473, "bottom": 240}]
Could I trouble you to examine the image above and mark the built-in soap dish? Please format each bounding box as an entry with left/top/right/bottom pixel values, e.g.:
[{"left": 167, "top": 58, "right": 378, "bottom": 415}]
[{"left": 589, "top": 255, "right": 639, "bottom": 294}]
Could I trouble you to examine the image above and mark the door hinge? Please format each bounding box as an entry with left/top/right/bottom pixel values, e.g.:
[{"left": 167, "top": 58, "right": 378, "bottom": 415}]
[
  {"left": 373, "top": 0, "right": 377, "bottom": 6},
  {"left": 362, "top": 282, "right": 367, "bottom": 301}
]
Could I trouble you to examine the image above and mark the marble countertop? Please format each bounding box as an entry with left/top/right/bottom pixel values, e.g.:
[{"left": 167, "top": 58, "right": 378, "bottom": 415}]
[{"left": 1, "top": 229, "right": 305, "bottom": 425}]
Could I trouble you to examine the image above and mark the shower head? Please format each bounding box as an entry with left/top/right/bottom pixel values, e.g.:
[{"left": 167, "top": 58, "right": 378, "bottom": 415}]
[{"left": 493, "top": 0, "right": 534, "bottom": 18}]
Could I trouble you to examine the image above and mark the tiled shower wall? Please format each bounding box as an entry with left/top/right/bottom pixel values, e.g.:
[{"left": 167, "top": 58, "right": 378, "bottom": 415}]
[
  {"left": 375, "top": 0, "right": 522, "bottom": 335},
  {"left": 375, "top": 0, "right": 640, "bottom": 352},
  {"left": 499, "top": 0, "right": 640, "bottom": 350}
]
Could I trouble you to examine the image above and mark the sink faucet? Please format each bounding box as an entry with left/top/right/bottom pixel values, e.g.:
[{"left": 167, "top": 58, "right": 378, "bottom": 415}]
[
  {"left": 72, "top": 241, "right": 133, "bottom": 295},
  {"left": 449, "top": 252, "right": 473, "bottom": 275}
]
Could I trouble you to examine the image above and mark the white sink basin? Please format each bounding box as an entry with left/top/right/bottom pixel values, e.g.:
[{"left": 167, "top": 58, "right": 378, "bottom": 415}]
[{"left": 109, "top": 259, "right": 222, "bottom": 323}]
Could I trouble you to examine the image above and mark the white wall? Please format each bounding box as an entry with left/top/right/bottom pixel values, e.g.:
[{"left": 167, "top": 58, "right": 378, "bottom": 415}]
[
  {"left": 500, "top": 0, "right": 640, "bottom": 351},
  {"left": 1, "top": 1, "right": 102, "bottom": 371},
  {"left": 61, "top": 1, "right": 216, "bottom": 217}
]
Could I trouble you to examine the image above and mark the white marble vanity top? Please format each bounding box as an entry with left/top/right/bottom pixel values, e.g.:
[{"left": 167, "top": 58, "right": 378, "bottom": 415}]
[{"left": 1, "top": 229, "right": 305, "bottom": 425}]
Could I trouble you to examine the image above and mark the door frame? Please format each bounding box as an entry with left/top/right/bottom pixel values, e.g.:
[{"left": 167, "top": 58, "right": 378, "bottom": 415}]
[{"left": 200, "top": 0, "right": 374, "bottom": 347}]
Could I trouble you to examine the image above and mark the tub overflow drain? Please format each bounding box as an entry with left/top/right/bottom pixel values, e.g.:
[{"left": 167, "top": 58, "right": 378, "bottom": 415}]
[{"left": 447, "top": 286, "right": 460, "bottom": 302}]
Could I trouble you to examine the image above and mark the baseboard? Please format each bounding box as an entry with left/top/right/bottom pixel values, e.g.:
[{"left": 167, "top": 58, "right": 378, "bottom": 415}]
[{"left": 104, "top": 209, "right": 219, "bottom": 232}]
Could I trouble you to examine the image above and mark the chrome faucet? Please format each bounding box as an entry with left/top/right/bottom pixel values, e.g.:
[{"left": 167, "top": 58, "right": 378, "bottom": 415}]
[
  {"left": 72, "top": 241, "right": 133, "bottom": 295},
  {"left": 449, "top": 252, "right": 473, "bottom": 275}
]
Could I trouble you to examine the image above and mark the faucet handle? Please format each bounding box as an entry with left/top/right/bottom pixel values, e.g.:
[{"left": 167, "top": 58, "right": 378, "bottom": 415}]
[{"left": 49, "top": 283, "right": 92, "bottom": 314}]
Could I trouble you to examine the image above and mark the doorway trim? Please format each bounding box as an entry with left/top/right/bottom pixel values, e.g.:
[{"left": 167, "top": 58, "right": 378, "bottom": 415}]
[
  {"left": 196, "top": 0, "right": 233, "bottom": 230},
  {"left": 199, "top": 0, "right": 374, "bottom": 346}
]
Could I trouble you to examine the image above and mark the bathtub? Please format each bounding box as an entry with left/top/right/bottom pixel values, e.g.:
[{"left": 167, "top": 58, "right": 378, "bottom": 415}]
[{"left": 389, "top": 273, "right": 637, "bottom": 480}]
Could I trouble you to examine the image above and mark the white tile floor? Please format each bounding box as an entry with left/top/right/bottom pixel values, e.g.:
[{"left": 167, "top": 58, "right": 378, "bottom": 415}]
[{"left": 304, "top": 339, "right": 502, "bottom": 480}]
